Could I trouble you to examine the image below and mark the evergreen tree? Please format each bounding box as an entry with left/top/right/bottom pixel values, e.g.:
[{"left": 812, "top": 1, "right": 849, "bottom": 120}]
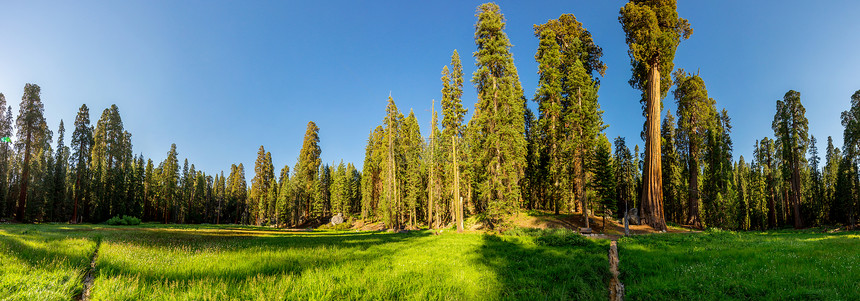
[
  {"left": 15, "top": 83, "right": 48, "bottom": 222},
  {"left": 471, "top": 3, "right": 526, "bottom": 224},
  {"left": 619, "top": 0, "right": 692, "bottom": 231},
  {"left": 0, "top": 94, "right": 10, "bottom": 218},
  {"left": 807, "top": 135, "right": 825, "bottom": 225},
  {"left": 523, "top": 106, "right": 541, "bottom": 210},
  {"left": 276, "top": 165, "right": 291, "bottom": 226},
  {"left": 250, "top": 146, "right": 275, "bottom": 225},
  {"left": 382, "top": 96, "right": 403, "bottom": 227},
  {"left": 839, "top": 90, "right": 860, "bottom": 227},
  {"left": 591, "top": 135, "right": 616, "bottom": 231},
  {"left": 50, "top": 120, "right": 69, "bottom": 221},
  {"left": 702, "top": 109, "right": 733, "bottom": 227},
  {"left": 823, "top": 136, "right": 841, "bottom": 223},
  {"left": 161, "top": 144, "right": 180, "bottom": 223},
  {"left": 441, "top": 50, "right": 467, "bottom": 230},
  {"left": 673, "top": 69, "right": 716, "bottom": 227},
  {"left": 661, "top": 110, "right": 683, "bottom": 224},
  {"left": 402, "top": 110, "right": 424, "bottom": 228},
  {"left": 614, "top": 137, "right": 636, "bottom": 219},
  {"left": 295, "top": 121, "right": 321, "bottom": 222},
  {"left": 533, "top": 28, "right": 565, "bottom": 215},
  {"left": 331, "top": 161, "right": 348, "bottom": 216},
  {"left": 144, "top": 159, "right": 155, "bottom": 221},
  {"left": 774, "top": 90, "right": 808, "bottom": 228}
]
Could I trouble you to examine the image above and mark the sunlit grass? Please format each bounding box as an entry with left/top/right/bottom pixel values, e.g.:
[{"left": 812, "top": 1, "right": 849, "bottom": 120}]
[
  {"left": 0, "top": 224, "right": 609, "bottom": 300},
  {"left": 0, "top": 225, "right": 97, "bottom": 300},
  {"left": 619, "top": 229, "right": 860, "bottom": 300}
]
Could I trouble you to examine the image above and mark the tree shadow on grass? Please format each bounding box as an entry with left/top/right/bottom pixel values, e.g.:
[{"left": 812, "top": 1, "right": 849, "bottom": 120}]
[
  {"left": 93, "top": 228, "right": 433, "bottom": 284},
  {"left": 475, "top": 235, "right": 609, "bottom": 301},
  {"left": 0, "top": 227, "right": 95, "bottom": 269}
]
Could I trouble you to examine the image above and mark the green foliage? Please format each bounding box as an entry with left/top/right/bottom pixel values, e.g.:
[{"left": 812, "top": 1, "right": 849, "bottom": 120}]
[
  {"left": 105, "top": 215, "right": 141, "bottom": 225},
  {"left": 619, "top": 0, "right": 692, "bottom": 99},
  {"left": 472, "top": 3, "right": 526, "bottom": 222},
  {"left": 614, "top": 137, "right": 636, "bottom": 217},
  {"left": 592, "top": 135, "right": 617, "bottom": 215},
  {"left": 773, "top": 90, "right": 809, "bottom": 228},
  {"left": 295, "top": 121, "right": 322, "bottom": 223}
]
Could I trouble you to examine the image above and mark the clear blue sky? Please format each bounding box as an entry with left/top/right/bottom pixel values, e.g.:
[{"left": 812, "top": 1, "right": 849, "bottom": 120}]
[{"left": 1, "top": 0, "right": 859, "bottom": 177}]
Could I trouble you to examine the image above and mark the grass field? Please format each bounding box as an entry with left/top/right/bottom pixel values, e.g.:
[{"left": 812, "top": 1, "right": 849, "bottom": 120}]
[
  {"left": 619, "top": 229, "right": 860, "bottom": 301},
  {"left": 0, "top": 225, "right": 96, "bottom": 300},
  {"left": 0, "top": 224, "right": 609, "bottom": 301},
  {"left": 4, "top": 223, "right": 858, "bottom": 301}
]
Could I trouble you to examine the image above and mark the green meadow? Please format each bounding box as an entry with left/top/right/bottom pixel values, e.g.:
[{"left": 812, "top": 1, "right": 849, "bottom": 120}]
[
  {"left": 619, "top": 229, "right": 860, "bottom": 301},
  {"left": 3, "top": 224, "right": 858, "bottom": 300},
  {"left": 0, "top": 224, "right": 608, "bottom": 301}
]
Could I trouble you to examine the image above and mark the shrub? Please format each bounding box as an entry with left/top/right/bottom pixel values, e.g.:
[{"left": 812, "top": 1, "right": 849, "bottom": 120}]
[
  {"left": 318, "top": 220, "right": 353, "bottom": 231},
  {"left": 106, "top": 215, "right": 141, "bottom": 226}
]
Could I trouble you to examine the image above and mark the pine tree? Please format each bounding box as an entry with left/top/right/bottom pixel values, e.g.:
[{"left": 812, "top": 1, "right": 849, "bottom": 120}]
[
  {"left": 441, "top": 50, "right": 467, "bottom": 230},
  {"left": 614, "top": 137, "right": 636, "bottom": 219},
  {"left": 533, "top": 28, "right": 564, "bottom": 215},
  {"left": 161, "top": 144, "right": 180, "bottom": 223},
  {"left": 0, "top": 94, "right": 10, "bottom": 218},
  {"left": 661, "top": 110, "right": 683, "bottom": 224},
  {"left": 15, "top": 83, "right": 48, "bottom": 222},
  {"left": 774, "top": 90, "right": 808, "bottom": 228},
  {"left": 807, "top": 135, "right": 825, "bottom": 225},
  {"left": 144, "top": 159, "right": 155, "bottom": 221},
  {"left": 619, "top": 0, "right": 692, "bottom": 231},
  {"left": 402, "top": 110, "right": 423, "bottom": 228},
  {"left": 591, "top": 135, "right": 616, "bottom": 231},
  {"left": 471, "top": 3, "right": 526, "bottom": 224},
  {"left": 823, "top": 136, "right": 840, "bottom": 224},
  {"left": 535, "top": 13, "right": 607, "bottom": 227},
  {"left": 673, "top": 69, "right": 716, "bottom": 227},
  {"left": 522, "top": 106, "right": 541, "bottom": 211},
  {"left": 295, "top": 121, "right": 321, "bottom": 222},
  {"left": 331, "top": 161, "right": 347, "bottom": 215},
  {"left": 839, "top": 90, "right": 860, "bottom": 227},
  {"left": 276, "top": 165, "right": 291, "bottom": 226},
  {"left": 382, "top": 96, "right": 403, "bottom": 228},
  {"left": 50, "top": 120, "right": 69, "bottom": 221}
]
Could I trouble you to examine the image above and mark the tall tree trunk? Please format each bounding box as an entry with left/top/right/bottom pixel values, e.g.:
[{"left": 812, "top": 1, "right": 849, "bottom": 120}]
[
  {"left": 792, "top": 159, "right": 802, "bottom": 229},
  {"left": 640, "top": 61, "right": 667, "bottom": 231},
  {"left": 455, "top": 136, "right": 463, "bottom": 233},
  {"left": 16, "top": 130, "right": 32, "bottom": 222},
  {"left": 73, "top": 175, "right": 81, "bottom": 223},
  {"left": 687, "top": 147, "right": 701, "bottom": 228}
]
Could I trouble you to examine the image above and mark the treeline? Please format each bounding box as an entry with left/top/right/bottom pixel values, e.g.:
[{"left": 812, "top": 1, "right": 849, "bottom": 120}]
[
  {"left": 0, "top": 82, "right": 363, "bottom": 226},
  {"left": 3, "top": 2, "right": 858, "bottom": 230},
  {"left": 0, "top": 83, "right": 258, "bottom": 224}
]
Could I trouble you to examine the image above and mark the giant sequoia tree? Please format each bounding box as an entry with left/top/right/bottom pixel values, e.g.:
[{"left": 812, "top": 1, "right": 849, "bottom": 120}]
[
  {"left": 15, "top": 83, "right": 48, "bottom": 222},
  {"left": 774, "top": 90, "right": 808, "bottom": 229},
  {"left": 673, "top": 70, "right": 715, "bottom": 227},
  {"left": 472, "top": 3, "right": 526, "bottom": 222},
  {"left": 839, "top": 90, "right": 860, "bottom": 227},
  {"left": 619, "top": 0, "right": 691, "bottom": 231},
  {"left": 0, "top": 94, "right": 11, "bottom": 218}
]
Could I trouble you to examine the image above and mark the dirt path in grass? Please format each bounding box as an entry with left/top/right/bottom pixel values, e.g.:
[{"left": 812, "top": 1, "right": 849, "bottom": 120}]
[
  {"left": 77, "top": 238, "right": 101, "bottom": 301},
  {"left": 608, "top": 240, "right": 624, "bottom": 301}
]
